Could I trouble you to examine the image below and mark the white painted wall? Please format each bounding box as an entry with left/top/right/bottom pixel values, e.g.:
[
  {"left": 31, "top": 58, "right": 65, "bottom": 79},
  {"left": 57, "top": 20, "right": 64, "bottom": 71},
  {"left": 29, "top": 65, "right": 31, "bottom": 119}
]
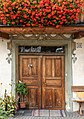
[
  {"left": 0, "top": 37, "right": 84, "bottom": 111},
  {"left": 0, "top": 38, "right": 11, "bottom": 98},
  {"left": 72, "top": 37, "right": 84, "bottom": 111}
]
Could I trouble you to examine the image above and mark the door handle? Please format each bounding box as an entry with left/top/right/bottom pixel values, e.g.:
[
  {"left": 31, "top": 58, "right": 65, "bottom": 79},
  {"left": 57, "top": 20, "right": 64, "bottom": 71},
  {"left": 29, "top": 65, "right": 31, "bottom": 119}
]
[{"left": 28, "top": 64, "right": 33, "bottom": 68}]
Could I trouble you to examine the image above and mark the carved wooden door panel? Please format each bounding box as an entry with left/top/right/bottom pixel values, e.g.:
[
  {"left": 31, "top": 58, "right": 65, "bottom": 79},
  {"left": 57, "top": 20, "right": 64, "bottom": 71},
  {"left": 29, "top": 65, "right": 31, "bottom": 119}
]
[
  {"left": 19, "top": 55, "right": 65, "bottom": 109},
  {"left": 20, "top": 55, "right": 42, "bottom": 109},
  {"left": 42, "top": 56, "right": 65, "bottom": 109}
]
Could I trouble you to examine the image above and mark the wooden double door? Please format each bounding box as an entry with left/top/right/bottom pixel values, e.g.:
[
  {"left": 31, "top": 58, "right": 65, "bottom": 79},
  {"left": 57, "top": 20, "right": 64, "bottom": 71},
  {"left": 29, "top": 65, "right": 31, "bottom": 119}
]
[{"left": 19, "top": 55, "right": 65, "bottom": 110}]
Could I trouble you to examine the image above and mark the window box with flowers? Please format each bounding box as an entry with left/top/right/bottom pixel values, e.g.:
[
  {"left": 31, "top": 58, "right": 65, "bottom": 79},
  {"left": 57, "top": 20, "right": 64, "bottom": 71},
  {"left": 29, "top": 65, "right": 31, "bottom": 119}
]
[{"left": 0, "top": 0, "right": 83, "bottom": 28}]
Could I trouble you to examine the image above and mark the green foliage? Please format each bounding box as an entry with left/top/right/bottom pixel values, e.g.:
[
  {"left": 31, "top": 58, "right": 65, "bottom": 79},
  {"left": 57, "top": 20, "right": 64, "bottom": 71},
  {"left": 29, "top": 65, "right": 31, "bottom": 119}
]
[
  {"left": 0, "top": 90, "right": 16, "bottom": 118},
  {"left": 16, "top": 82, "right": 28, "bottom": 96},
  {"left": 0, "top": 107, "right": 9, "bottom": 119},
  {"left": 11, "top": 0, "right": 15, "bottom": 2}
]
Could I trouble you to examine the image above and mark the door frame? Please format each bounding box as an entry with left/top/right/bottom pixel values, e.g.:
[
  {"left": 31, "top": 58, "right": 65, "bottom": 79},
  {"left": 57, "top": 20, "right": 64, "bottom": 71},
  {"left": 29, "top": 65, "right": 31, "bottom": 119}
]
[{"left": 11, "top": 35, "right": 75, "bottom": 111}]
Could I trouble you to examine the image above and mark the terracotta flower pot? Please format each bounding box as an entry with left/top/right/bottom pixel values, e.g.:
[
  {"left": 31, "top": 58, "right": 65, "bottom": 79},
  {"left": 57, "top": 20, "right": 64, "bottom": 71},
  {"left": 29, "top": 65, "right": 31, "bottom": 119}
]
[{"left": 20, "top": 102, "right": 26, "bottom": 108}]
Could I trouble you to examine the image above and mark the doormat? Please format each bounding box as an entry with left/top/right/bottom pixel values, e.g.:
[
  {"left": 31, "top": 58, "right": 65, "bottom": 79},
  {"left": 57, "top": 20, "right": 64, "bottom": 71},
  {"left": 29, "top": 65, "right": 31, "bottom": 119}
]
[{"left": 32, "top": 110, "right": 66, "bottom": 117}]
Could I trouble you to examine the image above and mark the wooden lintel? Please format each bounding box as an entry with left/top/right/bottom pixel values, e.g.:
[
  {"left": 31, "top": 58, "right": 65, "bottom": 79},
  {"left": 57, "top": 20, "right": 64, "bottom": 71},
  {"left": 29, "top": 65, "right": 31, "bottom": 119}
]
[
  {"left": 0, "top": 26, "right": 84, "bottom": 35},
  {"left": 0, "top": 31, "right": 9, "bottom": 39}
]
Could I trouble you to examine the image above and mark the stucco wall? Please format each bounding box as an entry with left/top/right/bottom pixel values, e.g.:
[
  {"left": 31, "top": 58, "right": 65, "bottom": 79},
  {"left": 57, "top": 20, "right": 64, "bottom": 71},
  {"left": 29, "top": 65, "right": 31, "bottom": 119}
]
[
  {"left": 72, "top": 37, "right": 84, "bottom": 111},
  {"left": 0, "top": 39, "right": 11, "bottom": 98},
  {"left": 0, "top": 36, "right": 84, "bottom": 111}
]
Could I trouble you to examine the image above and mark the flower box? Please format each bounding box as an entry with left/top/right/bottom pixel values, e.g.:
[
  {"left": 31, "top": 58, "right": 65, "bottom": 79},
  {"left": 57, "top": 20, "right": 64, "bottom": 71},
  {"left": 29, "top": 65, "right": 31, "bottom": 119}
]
[{"left": 0, "top": 0, "right": 83, "bottom": 28}]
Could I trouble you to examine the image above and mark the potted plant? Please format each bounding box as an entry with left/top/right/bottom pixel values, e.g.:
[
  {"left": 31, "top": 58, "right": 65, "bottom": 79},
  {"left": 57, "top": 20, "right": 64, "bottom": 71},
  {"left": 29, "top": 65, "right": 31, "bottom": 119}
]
[{"left": 15, "top": 81, "right": 28, "bottom": 109}]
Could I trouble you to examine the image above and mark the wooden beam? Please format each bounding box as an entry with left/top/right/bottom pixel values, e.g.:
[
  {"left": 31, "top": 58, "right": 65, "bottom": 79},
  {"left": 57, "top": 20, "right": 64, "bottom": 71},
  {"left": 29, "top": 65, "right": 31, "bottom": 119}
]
[
  {"left": 0, "top": 31, "right": 9, "bottom": 39},
  {"left": 0, "top": 26, "right": 84, "bottom": 35},
  {"left": 73, "top": 31, "right": 84, "bottom": 39},
  {"left": 72, "top": 86, "right": 84, "bottom": 92}
]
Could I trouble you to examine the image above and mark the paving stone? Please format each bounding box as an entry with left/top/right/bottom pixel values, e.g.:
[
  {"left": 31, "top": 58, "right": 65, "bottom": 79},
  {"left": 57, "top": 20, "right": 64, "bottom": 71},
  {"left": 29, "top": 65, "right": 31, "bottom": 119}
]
[{"left": 9, "top": 110, "right": 84, "bottom": 119}]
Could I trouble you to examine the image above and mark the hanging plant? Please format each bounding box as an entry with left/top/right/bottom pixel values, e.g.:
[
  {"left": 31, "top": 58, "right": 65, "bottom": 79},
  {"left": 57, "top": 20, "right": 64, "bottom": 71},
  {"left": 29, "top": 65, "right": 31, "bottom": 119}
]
[{"left": 0, "top": 0, "right": 83, "bottom": 28}]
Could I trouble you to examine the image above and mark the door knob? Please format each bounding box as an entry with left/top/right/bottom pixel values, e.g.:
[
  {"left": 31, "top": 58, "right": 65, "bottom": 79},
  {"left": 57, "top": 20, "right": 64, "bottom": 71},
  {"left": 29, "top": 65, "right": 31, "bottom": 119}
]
[{"left": 28, "top": 64, "right": 33, "bottom": 68}]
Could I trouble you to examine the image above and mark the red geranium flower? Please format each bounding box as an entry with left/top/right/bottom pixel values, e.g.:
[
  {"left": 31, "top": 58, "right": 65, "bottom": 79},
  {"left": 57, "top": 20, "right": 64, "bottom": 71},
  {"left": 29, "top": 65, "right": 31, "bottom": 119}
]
[{"left": 0, "top": 0, "right": 83, "bottom": 28}]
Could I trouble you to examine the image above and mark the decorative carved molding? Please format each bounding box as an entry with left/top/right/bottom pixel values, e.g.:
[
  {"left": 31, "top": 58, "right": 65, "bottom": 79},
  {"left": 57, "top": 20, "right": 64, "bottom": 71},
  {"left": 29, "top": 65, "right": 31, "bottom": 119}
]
[
  {"left": 6, "top": 51, "right": 12, "bottom": 64},
  {"left": 7, "top": 33, "right": 77, "bottom": 63},
  {"left": 72, "top": 41, "right": 76, "bottom": 52},
  {"left": 6, "top": 40, "right": 12, "bottom": 64},
  {"left": 7, "top": 40, "right": 12, "bottom": 51},
  {"left": 71, "top": 40, "right": 77, "bottom": 63},
  {"left": 10, "top": 34, "right": 72, "bottom": 40},
  {"left": 0, "top": 26, "right": 84, "bottom": 39}
]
